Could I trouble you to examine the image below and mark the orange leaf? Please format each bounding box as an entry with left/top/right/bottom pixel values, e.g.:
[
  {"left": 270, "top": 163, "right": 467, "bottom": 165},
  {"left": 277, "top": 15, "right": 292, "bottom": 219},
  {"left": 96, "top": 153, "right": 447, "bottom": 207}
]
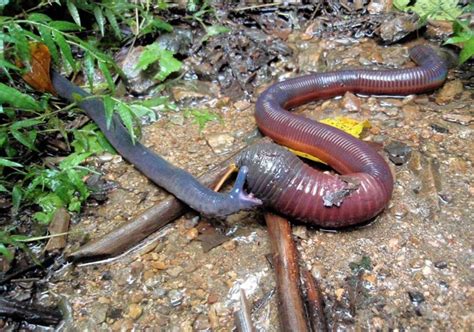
[{"left": 20, "top": 43, "right": 56, "bottom": 95}]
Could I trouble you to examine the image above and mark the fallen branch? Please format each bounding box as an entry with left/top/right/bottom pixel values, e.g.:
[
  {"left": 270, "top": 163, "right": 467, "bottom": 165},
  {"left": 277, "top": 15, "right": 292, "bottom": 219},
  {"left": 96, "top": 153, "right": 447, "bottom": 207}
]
[
  {"left": 0, "top": 297, "right": 62, "bottom": 326},
  {"left": 301, "top": 269, "right": 328, "bottom": 331},
  {"left": 265, "top": 212, "right": 309, "bottom": 332},
  {"left": 69, "top": 151, "right": 242, "bottom": 261}
]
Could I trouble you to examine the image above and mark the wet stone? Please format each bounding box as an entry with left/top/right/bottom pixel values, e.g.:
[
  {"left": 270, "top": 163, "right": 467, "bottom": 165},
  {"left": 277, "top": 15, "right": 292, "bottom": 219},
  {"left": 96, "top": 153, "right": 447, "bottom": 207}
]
[
  {"left": 434, "top": 261, "right": 448, "bottom": 269},
  {"left": 171, "top": 81, "right": 218, "bottom": 101},
  {"left": 167, "top": 265, "right": 184, "bottom": 277},
  {"left": 341, "top": 92, "right": 361, "bottom": 112},
  {"left": 206, "top": 133, "right": 235, "bottom": 154},
  {"left": 127, "top": 303, "right": 143, "bottom": 320},
  {"left": 384, "top": 141, "right": 412, "bottom": 165},
  {"left": 408, "top": 291, "right": 425, "bottom": 305},
  {"left": 442, "top": 113, "right": 472, "bottom": 126},
  {"left": 91, "top": 303, "right": 109, "bottom": 324},
  {"left": 379, "top": 13, "right": 420, "bottom": 44},
  {"left": 169, "top": 289, "right": 184, "bottom": 307},
  {"left": 151, "top": 287, "right": 167, "bottom": 299},
  {"left": 367, "top": 0, "right": 391, "bottom": 14},
  {"left": 430, "top": 123, "right": 449, "bottom": 134},
  {"left": 101, "top": 271, "right": 113, "bottom": 281},
  {"left": 435, "top": 80, "right": 464, "bottom": 104},
  {"left": 425, "top": 20, "right": 453, "bottom": 40},
  {"left": 107, "top": 307, "right": 123, "bottom": 320},
  {"left": 116, "top": 46, "right": 157, "bottom": 94},
  {"left": 193, "top": 315, "right": 211, "bottom": 330}
]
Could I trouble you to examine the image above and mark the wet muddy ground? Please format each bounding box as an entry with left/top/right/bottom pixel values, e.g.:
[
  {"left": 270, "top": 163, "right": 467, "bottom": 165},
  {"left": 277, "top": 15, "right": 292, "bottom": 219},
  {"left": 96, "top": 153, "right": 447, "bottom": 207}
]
[{"left": 46, "top": 36, "right": 473, "bottom": 331}]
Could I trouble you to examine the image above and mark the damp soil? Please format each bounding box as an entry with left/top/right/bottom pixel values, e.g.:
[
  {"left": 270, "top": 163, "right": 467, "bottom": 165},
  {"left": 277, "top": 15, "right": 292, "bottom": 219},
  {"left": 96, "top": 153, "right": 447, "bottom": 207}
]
[{"left": 35, "top": 35, "right": 474, "bottom": 331}]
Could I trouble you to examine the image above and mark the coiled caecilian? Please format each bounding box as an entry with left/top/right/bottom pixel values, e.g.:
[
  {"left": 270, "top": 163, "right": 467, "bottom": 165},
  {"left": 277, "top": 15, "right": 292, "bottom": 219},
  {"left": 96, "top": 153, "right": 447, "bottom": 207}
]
[{"left": 237, "top": 45, "right": 448, "bottom": 227}]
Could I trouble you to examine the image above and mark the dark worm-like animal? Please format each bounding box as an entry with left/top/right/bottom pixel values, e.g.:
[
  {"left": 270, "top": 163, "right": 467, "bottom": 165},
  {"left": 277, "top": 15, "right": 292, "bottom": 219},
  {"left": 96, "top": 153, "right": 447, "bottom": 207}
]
[
  {"left": 236, "top": 45, "right": 448, "bottom": 227},
  {"left": 50, "top": 71, "right": 262, "bottom": 217}
]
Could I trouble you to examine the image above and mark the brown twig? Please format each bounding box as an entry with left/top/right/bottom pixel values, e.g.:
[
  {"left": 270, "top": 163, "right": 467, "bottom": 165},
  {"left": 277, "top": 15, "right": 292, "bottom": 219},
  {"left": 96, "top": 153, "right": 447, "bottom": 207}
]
[
  {"left": 234, "top": 289, "right": 256, "bottom": 332},
  {"left": 45, "top": 207, "right": 70, "bottom": 253},
  {"left": 68, "top": 152, "right": 244, "bottom": 261},
  {"left": 301, "top": 269, "right": 328, "bottom": 331},
  {"left": 264, "top": 212, "right": 309, "bottom": 332},
  {"left": 0, "top": 297, "right": 62, "bottom": 326}
]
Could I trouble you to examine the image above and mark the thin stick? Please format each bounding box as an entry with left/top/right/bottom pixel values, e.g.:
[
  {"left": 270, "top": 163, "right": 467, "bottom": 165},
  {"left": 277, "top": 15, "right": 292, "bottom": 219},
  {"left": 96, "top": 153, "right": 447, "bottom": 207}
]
[
  {"left": 264, "top": 212, "right": 309, "bottom": 332},
  {"left": 214, "top": 163, "right": 237, "bottom": 191},
  {"left": 301, "top": 269, "right": 328, "bottom": 331},
  {"left": 69, "top": 156, "right": 235, "bottom": 261},
  {"left": 234, "top": 289, "right": 256, "bottom": 332}
]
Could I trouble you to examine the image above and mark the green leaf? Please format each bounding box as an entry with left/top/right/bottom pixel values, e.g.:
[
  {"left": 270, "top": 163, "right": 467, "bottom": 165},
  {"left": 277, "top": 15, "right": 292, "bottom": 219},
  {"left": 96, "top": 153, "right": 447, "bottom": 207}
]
[
  {"left": 59, "top": 152, "right": 91, "bottom": 170},
  {"left": 94, "top": 6, "right": 105, "bottom": 36},
  {"left": 11, "top": 129, "right": 37, "bottom": 150},
  {"left": 9, "top": 25, "right": 30, "bottom": 63},
  {"left": 68, "top": 196, "right": 81, "bottom": 212},
  {"left": 12, "top": 185, "right": 22, "bottom": 213},
  {"left": 34, "top": 193, "right": 63, "bottom": 223},
  {"left": 10, "top": 119, "right": 43, "bottom": 130},
  {"left": 28, "top": 13, "right": 52, "bottom": 23},
  {"left": 66, "top": 168, "right": 89, "bottom": 199},
  {"left": 0, "top": 184, "right": 7, "bottom": 192},
  {"left": 0, "top": 59, "right": 20, "bottom": 72},
  {"left": 130, "top": 104, "right": 156, "bottom": 122},
  {"left": 445, "top": 34, "right": 472, "bottom": 44},
  {"left": 66, "top": 0, "right": 81, "bottom": 26},
  {"left": 140, "top": 96, "right": 170, "bottom": 108},
  {"left": 52, "top": 30, "right": 75, "bottom": 71},
  {"left": 83, "top": 52, "right": 95, "bottom": 91},
  {"left": 0, "top": 83, "right": 41, "bottom": 110},
  {"left": 98, "top": 61, "right": 115, "bottom": 92},
  {"left": 155, "top": 49, "right": 182, "bottom": 81},
  {"left": 393, "top": 0, "right": 410, "bottom": 11},
  {"left": 184, "top": 108, "right": 220, "bottom": 131},
  {"left": 49, "top": 20, "right": 81, "bottom": 32},
  {"left": 136, "top": 44, "right": 182, "bottom": 81},
  {"left": 205, "top": 25, "right": 230, "bottom": 38},
  {"left": 38, "top": 26, "right": 59, "bottom": 64},
  {"left": 0, "top": 157, "right": 22, "bottom": 168},
  {"left": 459, "top": 37, "right": 474, "bottom": 64},
  {"left": 0, "top": 243, "right": 14, "bottom": 262},
  {"left": 399, "top": 0, "right": 463, "bottom": 21},
  {"left": 104, "top": 8, "right": 122, "bottom": 40},
  {"left": 135, "top": 44, "right": 161, "bottom": 71},
  {"left": 71, "top": 123, "right": 115, "bottom": 154},
  {"left": 116, "top": 103, "right": 135, "bottom": 144},
  {"left": 103, "top": 95, "right": 115, "bottom": 129},
  {"left": 0, "top": 130, "right": 8, "bottom": 147},
  {"left": 150, "top": 18, "right": 173, "bottom": 32}
]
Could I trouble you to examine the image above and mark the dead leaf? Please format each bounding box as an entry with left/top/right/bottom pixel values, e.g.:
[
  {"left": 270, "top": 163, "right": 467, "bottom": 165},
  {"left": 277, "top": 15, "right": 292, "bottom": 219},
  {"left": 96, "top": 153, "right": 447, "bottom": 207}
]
[{"left": 20, "top": 43, "right": 56, "bottom": 95}]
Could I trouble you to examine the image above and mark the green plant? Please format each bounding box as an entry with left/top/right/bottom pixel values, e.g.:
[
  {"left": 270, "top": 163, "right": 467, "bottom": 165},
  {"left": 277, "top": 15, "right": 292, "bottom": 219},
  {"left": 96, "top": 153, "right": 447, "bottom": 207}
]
[
  {"left": 187, "top": 0, "right": 231, "bottom": 43},
  {"left": 0, "top": 226, "right": 70, "bottom": 261},
  {"left": 393, "top": 0, "right": 473, "bottom": 64},
  {"left": 0, "top": 0, "right": 179, "bottom": 254},
  {"left": 0, "top": 0, "right": 226, "bottom": 261},
  {"left": 184, "top": 108, "right": 221, "bottom": 131},
  {"left": 135, "top": 43, "right": 183, "bottom": 82}
]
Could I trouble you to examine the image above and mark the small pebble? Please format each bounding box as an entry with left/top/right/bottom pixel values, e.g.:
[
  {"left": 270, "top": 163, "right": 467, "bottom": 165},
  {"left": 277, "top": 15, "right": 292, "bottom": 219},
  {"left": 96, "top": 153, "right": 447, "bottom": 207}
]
[
  {"left": 341, "top": 92, "right": 361, "bottom": 112},
  {"left": 435, "top": 79, "right": 463, "bottom": 104},
  {"left": 151, "top": 261, "right": 167, "bottom": 270},
  {"left": 167, "top": 266, "right": 184, "bottom": 277},
  {"left": 384, "top": 141, "right": 412, "bottom": 165},
  {"left": 222, "top": 240, "right": 236, "bottom": 251},
  {"left": 169, "top": 289, "right": 184, "bottom": 307},
  {"left": 408, "top": 291, "right": 425, "bottom": 305},
  {"left": 127, "top": 303, "right": 143, "bottom": 320},
  {"left": 206, "top": 133, "right": 235, "bottom": 154},
  {"left": 434, "top": 261, "right": 448, "bottom": 269}
]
